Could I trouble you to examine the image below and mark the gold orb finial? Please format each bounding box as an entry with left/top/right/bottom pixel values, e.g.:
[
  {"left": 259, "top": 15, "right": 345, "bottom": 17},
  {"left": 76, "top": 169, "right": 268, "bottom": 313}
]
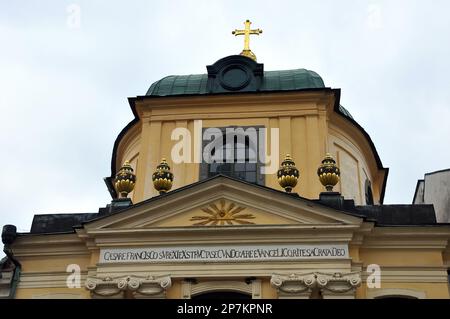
[
  {"left": 152, "top": 158, "right": 174, "bottom": 195},
  {"left": 317, "top": 153, "right": 340, "bottom": 192},
  {"left": 114, "top": 160, "right": 136, "bottom": 198},
  {"left": 277, "top": 154, "right": 300, "bottom": 193}
]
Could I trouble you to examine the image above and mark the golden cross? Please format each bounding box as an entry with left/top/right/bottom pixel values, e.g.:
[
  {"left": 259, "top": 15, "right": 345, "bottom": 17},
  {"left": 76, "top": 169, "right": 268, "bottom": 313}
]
[{"left": 232, "top": 20, "right": 262, "bottom": 61}]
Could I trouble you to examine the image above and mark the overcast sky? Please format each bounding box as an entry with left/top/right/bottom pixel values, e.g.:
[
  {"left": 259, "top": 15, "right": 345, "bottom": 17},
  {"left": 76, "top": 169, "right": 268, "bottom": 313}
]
[{"left": 1, "top": 0, "right": 449, "bottom": 234}]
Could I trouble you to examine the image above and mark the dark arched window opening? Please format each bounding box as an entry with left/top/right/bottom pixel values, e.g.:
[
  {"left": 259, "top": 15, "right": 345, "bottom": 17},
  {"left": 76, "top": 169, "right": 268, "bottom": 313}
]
[
  {"left": 374, "top": 295, "right": 418, "bottom": 299},
  {"left": 192, "top": 291, "right": 252, "bottom": 299},
  {"left": 199, "top": 126, "right": 264, "bottom": 185},
  {"left": 365, "top": 179, "right": 374, "bottom": 205}
]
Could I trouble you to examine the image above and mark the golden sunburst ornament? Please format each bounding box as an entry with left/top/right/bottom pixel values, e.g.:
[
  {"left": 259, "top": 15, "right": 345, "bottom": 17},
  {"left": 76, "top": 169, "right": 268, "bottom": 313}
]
[{"left": 190, "top": 200, "right": 255, "bottom": 226}]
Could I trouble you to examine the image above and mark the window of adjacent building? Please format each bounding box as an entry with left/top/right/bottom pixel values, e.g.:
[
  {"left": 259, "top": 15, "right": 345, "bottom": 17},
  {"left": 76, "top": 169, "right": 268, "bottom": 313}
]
[{"left": 199, "top": 126, "right": 264, "bottom": 185}]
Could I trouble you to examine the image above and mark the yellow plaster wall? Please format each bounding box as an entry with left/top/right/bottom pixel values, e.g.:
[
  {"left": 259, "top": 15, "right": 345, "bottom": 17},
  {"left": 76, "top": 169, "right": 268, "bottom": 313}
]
[
  {"left": 359, "top": 283, "right": 449, "bottom": 299},
  {"left": 355, "top": 248, "right": 449, "bottom": 298},
  {"left": 443, "top": 251, "right": 450, "bottom": 267},
  {"left": 166, "top": 280, "right": 182, "bottom": 299},
  {"left": 261, "top": 278, "right": 278, "bottom": 298},
  {"left": 120, "top": 130, "right": 140, "bottom": 166},
  {"left": 150, "top": 204, "right": 298, "bottom": 227},
  {"left": 349, "top": 245, "right": 361, "bottom": 262},
  {"left": 375, "top": 283, "right": 449, "bottom": 299},
  {"left": 15, "top": 287, "right": 91, "bottom": 299},
  {"left": 328, "top": 123, "right": 381, "bottom": 205},
  {"left": 359, "top": 249, "right": 444, "bottom": 267},
  {"left": 19, "top": 255, "right": 91, "bottom": 273},
  {"left": 117, "top": 93, "right": 384, "bottom": 205},
  {"left": 10, "top": 235, "right": 449, "bottom": 299},
  {"left": 13, "top": 254, "right": 92, "bottom": 299}
]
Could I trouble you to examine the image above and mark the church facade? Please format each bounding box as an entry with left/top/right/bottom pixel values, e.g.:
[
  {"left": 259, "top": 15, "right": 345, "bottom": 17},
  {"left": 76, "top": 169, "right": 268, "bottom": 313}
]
[{"left": 1, "top": 22, "right": 450, "bottom": 299}]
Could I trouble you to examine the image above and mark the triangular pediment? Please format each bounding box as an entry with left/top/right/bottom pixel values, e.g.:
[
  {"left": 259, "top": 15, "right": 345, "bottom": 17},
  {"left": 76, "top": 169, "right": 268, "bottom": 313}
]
[{"left": 83, "top": 176, "right": 363, "bottom": 232}]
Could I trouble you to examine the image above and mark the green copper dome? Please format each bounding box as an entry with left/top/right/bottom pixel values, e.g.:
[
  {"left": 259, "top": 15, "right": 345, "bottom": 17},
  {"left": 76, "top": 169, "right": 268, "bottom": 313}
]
[
  {"left": 146, "top": 68, "right": 325, "bottom": 96},
  {"left": 145, "top": 68, "right": 352, "bottom": 118}
]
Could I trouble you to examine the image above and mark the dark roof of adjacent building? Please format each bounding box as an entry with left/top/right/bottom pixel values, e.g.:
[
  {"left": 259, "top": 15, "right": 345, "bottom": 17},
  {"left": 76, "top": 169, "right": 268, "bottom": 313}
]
[
  {"left": 26, "top": 175, "right": 439, "bottom": 235},
  {"left": 30, "top": 213, "right": 97, "bottom": 234},
  {"left": 353, "top": 204, "right": 437, "bottom": 225}
]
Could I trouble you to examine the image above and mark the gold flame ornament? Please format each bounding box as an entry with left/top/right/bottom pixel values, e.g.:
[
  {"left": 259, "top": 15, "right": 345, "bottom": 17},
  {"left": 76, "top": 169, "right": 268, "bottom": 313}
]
[
  {"left": 114, "top": 161, "right": 136, "bottom": 198},
  {"left": 317, "top": 153, "right": 340, "bottom": 192},
  {"left": 152, "top": 158, "right": 174, "bottom": 195},
  {"left": 277, "top": 154, "right": 300, "bottom": 193}
]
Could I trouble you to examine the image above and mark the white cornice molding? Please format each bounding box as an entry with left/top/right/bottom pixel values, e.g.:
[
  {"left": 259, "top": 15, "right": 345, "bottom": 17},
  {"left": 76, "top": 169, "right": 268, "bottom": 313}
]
[
  {"left": 92, "top": 261, "right": 354, "bottom": 279},
  {"left": 361, "top": 227, "right": 450, "bottom": 249},
  {"left": 149, "top": 110, "right": 325, "bottom": 122},
  {"left": 135, "top": 95, "right": 333, "bottom": 122},
  {"left": 17, "top": 271, "right": 88, "bottom": 289},
  {"left": 370, "top": 227, "right": 450, "bottom": 236},
  {"left": 85, "top": 226, "right": 356, "bottom": 247},
  {"left": 12, "top": 245, "right": 89, "bottom": 258},
  {"left": 357, "top": 226, "right": 450, "bottom": 249},
  {"left": 11, "top": 233, "right": 89, "bottom": 257},
  {"left": 13, "top": 233, "right": 81, "bottom": 245},
  {"left": 136, "top": 90, "right": 334, "bottom": 110}
]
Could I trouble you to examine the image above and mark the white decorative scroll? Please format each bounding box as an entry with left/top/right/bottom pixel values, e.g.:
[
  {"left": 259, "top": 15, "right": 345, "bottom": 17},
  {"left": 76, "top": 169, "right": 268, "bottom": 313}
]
[
  {"left": 85, "top": 275, "right": 172, "bottom": 298},
  {"left": 99, "top": 244, "right": 349, "bottom": 264},
  {"left": 271, "top": 272, "right": 361, "bottom": 298}
]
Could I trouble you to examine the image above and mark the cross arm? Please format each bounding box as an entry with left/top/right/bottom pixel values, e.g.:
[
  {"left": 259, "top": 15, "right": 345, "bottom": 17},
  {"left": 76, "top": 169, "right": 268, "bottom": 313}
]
[
  {"left": 232, "top": 29, "right": 246, "bottom": 36},
  {"left": 250, "top": 29, "right": 263, "bottom": 35}
]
